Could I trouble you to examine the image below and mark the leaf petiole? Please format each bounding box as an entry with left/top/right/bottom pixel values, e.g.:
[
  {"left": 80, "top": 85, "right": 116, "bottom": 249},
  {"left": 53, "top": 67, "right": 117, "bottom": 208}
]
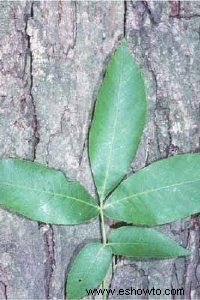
[
  {"left": 100, "top": 199, "right": 108, "bottom": 299},
  {"left": 100, "top": 204, "right": 107, "bottom": 245}
]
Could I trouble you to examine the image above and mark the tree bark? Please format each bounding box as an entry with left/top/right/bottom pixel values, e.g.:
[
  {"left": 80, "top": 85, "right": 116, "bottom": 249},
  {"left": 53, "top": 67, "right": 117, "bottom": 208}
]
[{"left": 0, "top": 1, "right": 199, "bottom": 299}]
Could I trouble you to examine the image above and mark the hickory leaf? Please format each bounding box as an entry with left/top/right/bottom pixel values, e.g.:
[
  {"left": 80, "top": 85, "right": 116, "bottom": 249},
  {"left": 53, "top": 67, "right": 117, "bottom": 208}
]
[
  {"left": 104, "top": 153, "right": 200, "bottom": 225},
  {"left": 108, "top": 226, "right": 189, "bottom": 258},
  {"left": 0, "top": 41, "right": 199, "bottom": 300},
  {"left": 67, "top": 243, "right": 112, "bottom": 300},
  {"left": 0, "top": 159, "right": 99, "bottom": 224},
  {"left": 89, "top": 42, "right": 146, "bottom": 200}
]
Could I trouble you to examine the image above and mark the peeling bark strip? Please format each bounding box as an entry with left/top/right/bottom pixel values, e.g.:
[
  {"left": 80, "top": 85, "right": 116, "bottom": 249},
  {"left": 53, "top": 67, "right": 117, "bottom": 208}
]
[{"left": 43, "top": 225, "right": 55, "bottom": 300}]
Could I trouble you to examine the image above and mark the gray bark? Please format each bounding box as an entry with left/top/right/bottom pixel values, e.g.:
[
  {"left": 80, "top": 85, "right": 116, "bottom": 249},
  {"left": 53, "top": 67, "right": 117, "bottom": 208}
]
[{"left": 0, "top": 1, "right": 199, "bottom": 299}]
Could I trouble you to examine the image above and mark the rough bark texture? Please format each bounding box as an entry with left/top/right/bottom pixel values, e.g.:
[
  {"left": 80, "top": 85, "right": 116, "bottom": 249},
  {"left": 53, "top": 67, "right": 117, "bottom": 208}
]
[{"left": 0, "top": 1, "right": 199, "bottom": 299}]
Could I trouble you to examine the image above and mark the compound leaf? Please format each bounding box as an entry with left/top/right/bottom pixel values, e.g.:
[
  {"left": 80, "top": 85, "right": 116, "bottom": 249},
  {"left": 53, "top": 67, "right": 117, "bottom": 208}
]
[
  {"left": 108, "top": 226, "right": 189, "bottom": 258},
  {"left": 104, "top": 153, "right": 200, "bottom": 225},
  {"left": 67, "top": 243, "right": 112, "bottom": 300},
  {"left": 0, "top": 159, "right": 99, "bottom": 224},
  {"left": 89, "top": 42, "right": 146, "bottom": 200}
]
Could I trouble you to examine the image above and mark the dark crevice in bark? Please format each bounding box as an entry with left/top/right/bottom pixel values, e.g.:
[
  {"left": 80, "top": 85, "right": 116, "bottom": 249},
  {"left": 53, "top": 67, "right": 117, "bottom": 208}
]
[
  {"left": 110, "top": 255, "right": 118, "bottom": 288},
  {"left": 57, "top": 0, "right": 62, "bottom": 26},
  {"left": 146, "top": 61, "right": 161, "bottom": 156},
  {"left": 110, "top": 262, "right": 149, "bottom": 297},
  {"left": 0, "top": 281, "right": 7, "bottom": 300},
  {"left": 170, "top": 228, "right": 188, "bottom": 296},
  {"left": 60, "top": 107, "right": 68, "bottom": 133},
  {"left": 165, "top": 108, "right": 172, "bottom": 157},
  {"left": 129, "top": 263, "right": 149, "bottom": 295},
  {"left": 45, "top": 138, "right": 51, "bottom": 166},
  {"left": 165, "top": 108, "right": 180, "bottom": 157},
  {"left": 72, "top": 1, "right": 77, "bottom": 49},
  {"left": 144, "top": 137, "right": 151, "bottom": 166},
  {"left": 172, "top": 15, "right": 200, "bottom": 20},
  {"left": 142, "top": 1, "right": 158, "bottom": 26},
  {"left": 109, "top": 260, "right": 150, "bottom": 296},
  {"left": 24, "top": 2, "right": 40, "bottom": 161},
  {"left": 45, "top": 106, "right": 68, "bottom": 165},
  {"left": 43, "top": 225, "right": 55, "bottom": 300},
  {"left": 78, "top": 137, "right": 87, "bottom": 167},
  {"left": 171, "top": 262, "right": 180, "bottom": 291},
  {"left": 123, "top": 0, "right": 127, "bottom": 37},
  {"left": 108, "top": 257, "right": 122, "bottom": 293}
]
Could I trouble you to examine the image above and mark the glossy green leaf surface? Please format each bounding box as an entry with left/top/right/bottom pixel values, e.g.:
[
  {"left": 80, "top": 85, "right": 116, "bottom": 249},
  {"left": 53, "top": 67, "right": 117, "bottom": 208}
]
[
  {"left": 108, "top": 226, "right": 189, "bottom": 258},
  {"left": 89, "top": 43, "right": 146, "bottom": 200},
  {"left": 67, "top": 243, "right": 112, "bottom": 299},
  {"left": 104, "top": 154, "right": 200, "bottom": 225},
  {"left": 0, "top": 159, "right": 99, "bottom": 224}
]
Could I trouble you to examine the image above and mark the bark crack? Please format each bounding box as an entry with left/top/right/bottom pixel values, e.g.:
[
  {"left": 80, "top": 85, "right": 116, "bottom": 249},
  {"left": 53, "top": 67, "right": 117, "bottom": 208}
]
[
  {"left": 78, "top": 137, "right": 87, "bottom": 167},
  {"left": 146, "top": 60, "right": 161, "bottom": 156},
  {"left": 24, "top": 2, "right": 40, "bottom": 161},
  {"left": 57, "top": 0, "right": 62, "bottom": 26},
  {"left": 144, "top": 137, "right": 151, "bottom": 166},
  {"left": 165, "top": 108, "right": 172, "bottom": 157},
  {"left": 45, "top": 106, "right": 68, "bottom": 165},
  {"left": 0, "top": 281, "right": 7, "bottom": 300},
  {"left": 43, "top": 225, "right": 55, "bottom": 300},
  {"left": 72, "top": 1, "right": 77, "bottom": 49},
  {"left": 142, "top": 1, "right": 159, "bottom": 26},
  {"left": 124, "top": 0, "right": 127, "bottom": 37}
]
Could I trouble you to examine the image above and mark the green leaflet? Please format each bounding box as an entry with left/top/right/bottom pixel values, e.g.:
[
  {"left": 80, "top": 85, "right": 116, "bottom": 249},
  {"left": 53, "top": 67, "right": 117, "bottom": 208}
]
[
  {"left": 108, "top": 227, "right": 189, "bottom": 258},
  {"left": 67, "top": 243, "right": 112, "bottom": 300},
  {"left": 0, "top": 159, "right": 99, "bottom": 224},
  {"left": 104, "top": 154, "right": 200, "bottom": 225},
  {"left": 89, "top": 42, "right": 146, "bottom": 200}
]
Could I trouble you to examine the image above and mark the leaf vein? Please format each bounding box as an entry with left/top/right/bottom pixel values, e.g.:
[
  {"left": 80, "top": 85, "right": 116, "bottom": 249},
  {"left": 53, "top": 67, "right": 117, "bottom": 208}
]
[
  {"left": 0, "top": 182, "right": 97, "bottom": 209},
  {"left": 105, "top": 178, "right": 200, "bottom": 208},
  {"left": 100, "top": 50, "right": 124, "bottom": 200}
]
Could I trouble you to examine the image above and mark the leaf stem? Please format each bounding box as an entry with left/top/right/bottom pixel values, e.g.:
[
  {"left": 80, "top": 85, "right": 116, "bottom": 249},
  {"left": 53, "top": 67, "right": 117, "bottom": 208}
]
[
  {"left": 100, "top": 200, "right": 107, "bottom": 299},
  {"left": 100, "top": 201, "right": 107, "bottom": 245}
]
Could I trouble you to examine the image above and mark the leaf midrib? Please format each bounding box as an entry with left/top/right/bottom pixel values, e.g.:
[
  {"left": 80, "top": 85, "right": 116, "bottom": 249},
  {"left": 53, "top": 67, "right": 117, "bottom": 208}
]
[
  {"left": 108, "top": 243, "right": 186, "bottom": 257},
  {"left": 100, "top": 50, "right": 124, "bottom": 200},
  {"left": 0, "top": 181, "right": 98, "bottom": 209},
  {"left": 105, "top": 178, "right": 200, "bottom": 208},
  {"left": 108, "top": 242, "right": 148, "bottom": 245}
]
